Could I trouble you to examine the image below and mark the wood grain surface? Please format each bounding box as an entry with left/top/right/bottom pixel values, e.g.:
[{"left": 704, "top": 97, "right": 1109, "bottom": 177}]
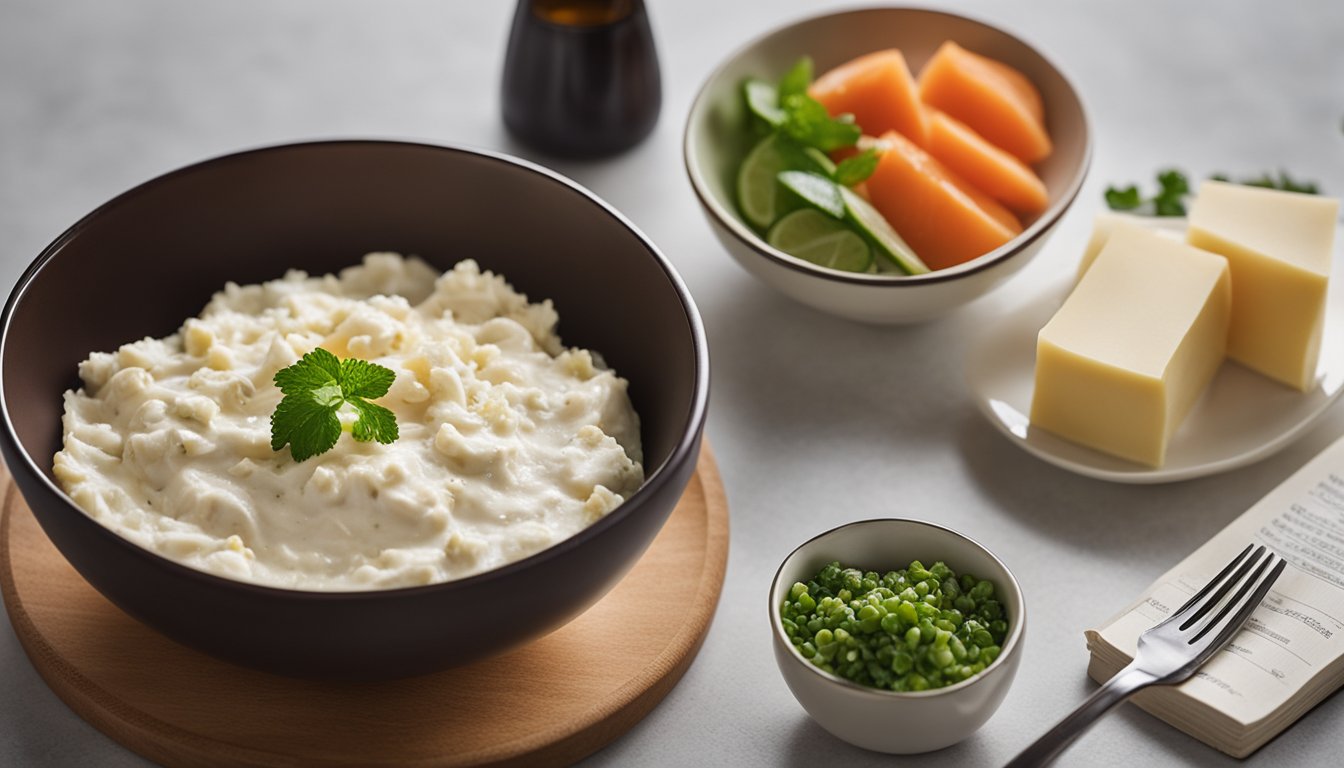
[{"left": 0, "top": 445, "right": 729, "bottom": 768}]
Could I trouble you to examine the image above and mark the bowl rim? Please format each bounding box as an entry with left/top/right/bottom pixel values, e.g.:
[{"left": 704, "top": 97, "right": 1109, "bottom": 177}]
[
  {"left": 0, "top": 138, "right": 711, "bottom": 599},
  {"left": 768, "top": 517, "right": 1026, "bottom": 699},
  {"left": 683, "top": 4, "right": 1092, "bottom": 287}
]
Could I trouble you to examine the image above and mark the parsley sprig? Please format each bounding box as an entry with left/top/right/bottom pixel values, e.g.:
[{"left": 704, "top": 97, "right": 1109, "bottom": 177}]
[
  {"left": 1104, "top": 168, "right": 1190, "bottom": 216},
  {"left": 269, "top": 348, "right": 399, "bottom": 462},
  {"left": 1105, "top": 168, "right": 1322, "bottom": 216}
]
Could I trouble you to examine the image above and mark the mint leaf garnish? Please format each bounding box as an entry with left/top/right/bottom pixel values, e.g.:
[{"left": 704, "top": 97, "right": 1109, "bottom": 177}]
[
  {"left": 780, "top": 93, "right": 861, "bottom": 152},
  {"left": 270, "top": 348, "right": 399, "bottom": 462},
  {"left": 834, "top": 148, "right": 880, "bottom": 186},
  {"left": 777, "top": 56, "right": 814, "bottom": 101}
]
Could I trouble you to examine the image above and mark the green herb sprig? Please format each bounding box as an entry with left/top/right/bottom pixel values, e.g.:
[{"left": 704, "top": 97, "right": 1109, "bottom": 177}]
[
  {"left": 834, "top": 148, "right": 880, "bottom": 186},
  {"left": 1104, "top": 168, "right": 1190, "bottom": 216},
  {"left": 1210, "top": 170, "right": 1319, "bottom": 194},
  {"left": 745, "top": 57, "right": 875, "bottom": 186},
  {"left": 269, "top": 348, "right": 399, "bottom": 462},
  {"left": 1105, "top": 168, "right": 1322, "bottom": 216}
]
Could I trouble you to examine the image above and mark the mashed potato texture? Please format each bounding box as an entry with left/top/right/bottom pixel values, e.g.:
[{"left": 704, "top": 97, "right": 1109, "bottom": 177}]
[{"left": 53, "top": 254, "right": 643, "bottom": 590}]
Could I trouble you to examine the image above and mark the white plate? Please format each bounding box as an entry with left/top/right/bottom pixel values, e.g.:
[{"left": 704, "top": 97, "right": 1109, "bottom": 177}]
[{"left": 966, "top": 220, "right": 1344, "bottom": 484}]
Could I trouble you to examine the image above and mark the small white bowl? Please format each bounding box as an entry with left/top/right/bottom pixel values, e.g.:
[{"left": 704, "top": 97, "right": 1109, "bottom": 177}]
[
  {"left": 768, "top": 519, "right": 1026, "bottom": 753},
  {"left": 684, "top": 7, "right": 1091, "bottom": 324}
]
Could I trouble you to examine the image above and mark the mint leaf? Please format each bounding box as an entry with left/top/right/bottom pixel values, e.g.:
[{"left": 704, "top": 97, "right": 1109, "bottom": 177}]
[
  {"left": 810, "top": 120, "right": 861, "bottom": 151},
  {"left": 834, "top": 148, "right": 880, "bottom": 186},
  {"left": 274, "top": 347, "right": 340, "bottom": 395},
  {"left": 269, "top": 349, "right": 400, "bottom": 461},
  {"left": 780, "top": 93, "right": 860, "bottom": 151},
  {"left": 270, "top": 389, "right": 342, "bottom": 460},
  {"left": 348, "top": 398, "right": 399, "bottom": 444},
  {"left": 340, "top": 357, "right": 395, "bottom": 399},
  {"left": 779, "top": 94, "right": 827, "bottom": 140},
  {"left": 777, "top": 57, "right": 813, "bottom": 101}
]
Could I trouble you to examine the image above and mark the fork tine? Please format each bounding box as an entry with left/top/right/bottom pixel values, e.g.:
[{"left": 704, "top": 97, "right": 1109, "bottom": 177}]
[
  {"left": 1176, "top": 545, "right": 1266, "bottom": 631},
  {"left": 1186, "top": 550, "right": 1272, "bottom": 640},
  {"left": 1166, "top": 543, "right": 1247, "bottom": 621},
  {"left": 1162, "top": 544, "right": 1261, "bottom": 631},
  {"left": 1188, "top": 555, "right": 1286, "bottom": 650}
]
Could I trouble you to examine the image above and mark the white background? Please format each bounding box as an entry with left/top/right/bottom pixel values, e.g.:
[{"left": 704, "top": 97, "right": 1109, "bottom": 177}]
[{"left": 3, "top": 0, "right": 1344, "bottom": 765}]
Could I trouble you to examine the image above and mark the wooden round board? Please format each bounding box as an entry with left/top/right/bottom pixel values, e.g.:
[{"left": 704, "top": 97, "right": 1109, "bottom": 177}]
[{"left": 0, "top": 444, "right": 729, "bottom": 768}]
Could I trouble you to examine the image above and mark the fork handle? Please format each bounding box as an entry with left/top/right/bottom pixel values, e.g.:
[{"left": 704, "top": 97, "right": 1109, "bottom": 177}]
[{"left": 1004, "top": 663, "right": 1158, "bottom": 768}]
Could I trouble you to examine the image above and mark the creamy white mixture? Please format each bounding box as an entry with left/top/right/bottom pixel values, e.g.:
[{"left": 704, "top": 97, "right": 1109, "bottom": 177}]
[{"left": 53, "top": 254, "right": 643, "bottom": 590}]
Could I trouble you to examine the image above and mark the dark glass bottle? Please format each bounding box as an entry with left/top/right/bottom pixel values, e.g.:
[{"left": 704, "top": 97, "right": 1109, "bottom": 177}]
[{"left": 501, "top": 0, "right": 662, "bottom": 158}]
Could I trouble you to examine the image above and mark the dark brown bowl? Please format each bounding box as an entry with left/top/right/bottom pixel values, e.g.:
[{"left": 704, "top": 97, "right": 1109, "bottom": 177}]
[{"left": 0, "top": 140, "right": 709, "bottom": 680}]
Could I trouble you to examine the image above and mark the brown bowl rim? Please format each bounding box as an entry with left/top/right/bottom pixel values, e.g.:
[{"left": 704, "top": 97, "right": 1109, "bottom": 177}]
[
  {"left": 683, "top": 5, "right": 1092, "bottom": 287},
  {"left": 0, "top": 138, "right": 711, "bottom": 600}
]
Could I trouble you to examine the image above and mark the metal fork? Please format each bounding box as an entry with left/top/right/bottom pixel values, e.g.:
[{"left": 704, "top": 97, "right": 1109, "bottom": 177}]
[{"left": 1005, "top": 544, "right": 1287, "bottom": 768}]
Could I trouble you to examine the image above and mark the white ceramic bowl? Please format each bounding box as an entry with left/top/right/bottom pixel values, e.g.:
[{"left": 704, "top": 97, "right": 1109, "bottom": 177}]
[
  {"left": 684, "top": 7, "right": 1091, "bottom": 324},
  {"left": 768, "top": 519, "right": 1026, "bottom": 753}
]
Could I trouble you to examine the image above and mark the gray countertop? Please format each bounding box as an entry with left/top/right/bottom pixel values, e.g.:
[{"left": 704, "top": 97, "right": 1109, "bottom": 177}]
[{"left": 3, "top": 0, "right": 1343, "bottom": 765}]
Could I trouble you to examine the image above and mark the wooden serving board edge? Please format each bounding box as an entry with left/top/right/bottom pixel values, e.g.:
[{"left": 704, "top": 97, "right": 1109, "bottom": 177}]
[
  {"left": 0, "top": 445, "right": 731, "bottom": 768},
  {"left": 447, "top": 447, "right": 730, "bottom": 767},
  {"left": 1, "top": 478, "right": 298, "bottom": 767}
]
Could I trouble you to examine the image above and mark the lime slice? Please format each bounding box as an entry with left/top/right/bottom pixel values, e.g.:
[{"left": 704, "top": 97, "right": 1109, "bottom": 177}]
[
  {"left": 778, "top": 170, "right": 845, "bottom": 219},
  {"left": 839, "top": 186, "right": 930, "bottom": 275},
  {"left": 767, "top": 209, "right": 873, "bottom": 272},
  {"left": 743, "top": 79, "right": 785, "bottom": 127},
  {"left": 737, "top": 135, "right": 794, "bottom": 230},
  {"left": 737, "top": 137, "right": 840, "bottom": 230}
]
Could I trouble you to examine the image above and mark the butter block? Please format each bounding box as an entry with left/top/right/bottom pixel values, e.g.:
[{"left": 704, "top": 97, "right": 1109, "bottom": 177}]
[
  {"left": 1031, "top": 228, "right": 1230, "bottom": 466},
  {"left": 1076, "top": 212, "right": 1163, "bottom": 281},
  {"left": 1187, "top": 180, "right": 1338, "bottom": 391}
]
